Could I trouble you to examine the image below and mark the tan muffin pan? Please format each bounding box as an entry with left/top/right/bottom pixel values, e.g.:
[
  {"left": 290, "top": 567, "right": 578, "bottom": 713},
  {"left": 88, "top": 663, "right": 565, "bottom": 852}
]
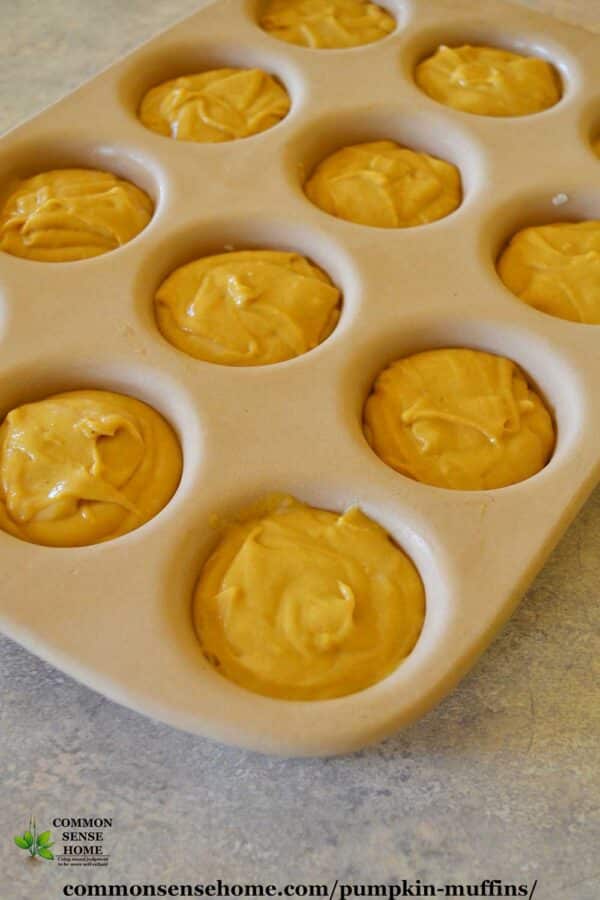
[{"left": 1, "top": 0, "right": 600, "bottom": 757}]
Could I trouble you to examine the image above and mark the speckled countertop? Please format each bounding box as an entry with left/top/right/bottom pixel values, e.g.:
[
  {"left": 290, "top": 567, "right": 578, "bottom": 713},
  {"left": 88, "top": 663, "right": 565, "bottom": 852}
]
[{"left": 0, "top": 2, "right": 599, "bottom": 898}]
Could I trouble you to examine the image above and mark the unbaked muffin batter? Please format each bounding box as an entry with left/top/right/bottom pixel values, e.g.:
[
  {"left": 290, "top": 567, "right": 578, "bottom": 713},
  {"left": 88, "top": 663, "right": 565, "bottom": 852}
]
[
  {"left": 305, "top": 140, "right": 461, "bottom": 227},
  {"left": 260, "top": 0, "right": 395, "bottom": 49},
  {"left": 497, "top": 221, "right": 600, "bottom": 324},
  {"left": 0, "top": 390, "right": 182, "bottom": 547},
  {"left": 194, "top": 495, "right": 425, "bottom": 700},
  {"left": 364, "top": 349, "right": 555, "bottom": 490},
  {"left": 155, "top": 250, "right": 341, "bottom": 366},
  {"left": 138, "top": 68, "right": 290, "bottom": 142},
  {"left": 0, "top": 169, "right": 153, "bottom": 262},
  {"left": 415, "top": 45, "right": 561, "bottom": 117}
]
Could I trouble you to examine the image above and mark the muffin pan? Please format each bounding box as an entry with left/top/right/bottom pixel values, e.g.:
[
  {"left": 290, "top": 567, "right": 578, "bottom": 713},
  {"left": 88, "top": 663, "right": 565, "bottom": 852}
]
[{"left": 1, "top": 0, "right": 600, "bottom": 757}]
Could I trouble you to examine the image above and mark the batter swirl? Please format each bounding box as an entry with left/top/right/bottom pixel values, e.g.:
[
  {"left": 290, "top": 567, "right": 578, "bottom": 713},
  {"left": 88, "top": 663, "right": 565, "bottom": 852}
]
[
  {"left": 497, "top": 221, "right": 600, "bottom": 324},
  {"left": 260, "top": 0, "right": 395, "bottom": 49},
  {"left": 194, "top": 495, "right": 425, "bottom": 700},
  {"left": 0, "top": 169, "right": 153, "bottom": 262},
  {"left": 155, "top": 250, "right": 341, "bottom": 366},
  {"left": 415, "top": 44, "right": 561, "bottom": 117},
  {"left": 304, "top": 141, "right": 461, "bottom": 228},
  {"left": 139, "top": 68, "right": 290, "bottom": 142},
  {"left": 0, "top": 390, "right": 181, "bottom": 546},
  {"left": 364, "top": 349, "right": 555, "bottom": 490}
]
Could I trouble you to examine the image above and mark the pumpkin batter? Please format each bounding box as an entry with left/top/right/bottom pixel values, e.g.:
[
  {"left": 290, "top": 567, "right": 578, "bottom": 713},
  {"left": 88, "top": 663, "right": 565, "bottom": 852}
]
[
  {"left": 155, "top": 250, "right": 341, "bottom": 366},
  {"left": 364, "top": 348, "right": 555, "bottom": 490},
  {"left": 304, "top": 140, "right": 461, "bottom": 227},
  {"left": 497, "top": 221, "right": 600, "bottom": 324},
  {"left": 194, "top": 495, "right": 425, "bottom": 700},
  {"left": 415, "top": 45, "right": 561, "bottom": 117},
  {"left": 0, "top": 390, "right": 182, "bottom": 547},
  {"left": 259, "top": 0, "right": 395, "bottom": 49},
  {"left": 138, "top": 68, "right": 290, "bottom": 142},
  {"left": 0, "top": 168, "right": 153, "bottom": 262}
]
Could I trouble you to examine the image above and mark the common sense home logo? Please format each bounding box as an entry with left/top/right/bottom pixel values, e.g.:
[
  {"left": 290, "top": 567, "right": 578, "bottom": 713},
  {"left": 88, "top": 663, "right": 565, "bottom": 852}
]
[
  {"left": 14, "top": 816, "right": 113, "bottom": 865},
  {"left": 13, "top": 816, "right": 54, "bottom": 861}
]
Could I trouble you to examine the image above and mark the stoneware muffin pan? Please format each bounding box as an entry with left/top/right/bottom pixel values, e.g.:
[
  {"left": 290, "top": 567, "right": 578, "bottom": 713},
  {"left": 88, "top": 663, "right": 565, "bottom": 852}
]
[{"left": 1, "top": 0, "right": 599, "bottom": 757}]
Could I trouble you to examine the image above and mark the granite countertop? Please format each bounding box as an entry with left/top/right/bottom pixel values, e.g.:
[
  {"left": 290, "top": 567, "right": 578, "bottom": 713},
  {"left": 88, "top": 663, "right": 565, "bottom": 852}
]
[{"left": 0, "top": 2, "right": 599, "bottom": 898}]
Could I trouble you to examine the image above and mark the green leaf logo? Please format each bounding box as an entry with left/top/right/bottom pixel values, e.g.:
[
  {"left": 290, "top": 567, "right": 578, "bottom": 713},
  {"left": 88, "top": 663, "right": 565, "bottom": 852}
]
[{"left": 13, "top": 817, "right": 54, "bottom": 862}]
